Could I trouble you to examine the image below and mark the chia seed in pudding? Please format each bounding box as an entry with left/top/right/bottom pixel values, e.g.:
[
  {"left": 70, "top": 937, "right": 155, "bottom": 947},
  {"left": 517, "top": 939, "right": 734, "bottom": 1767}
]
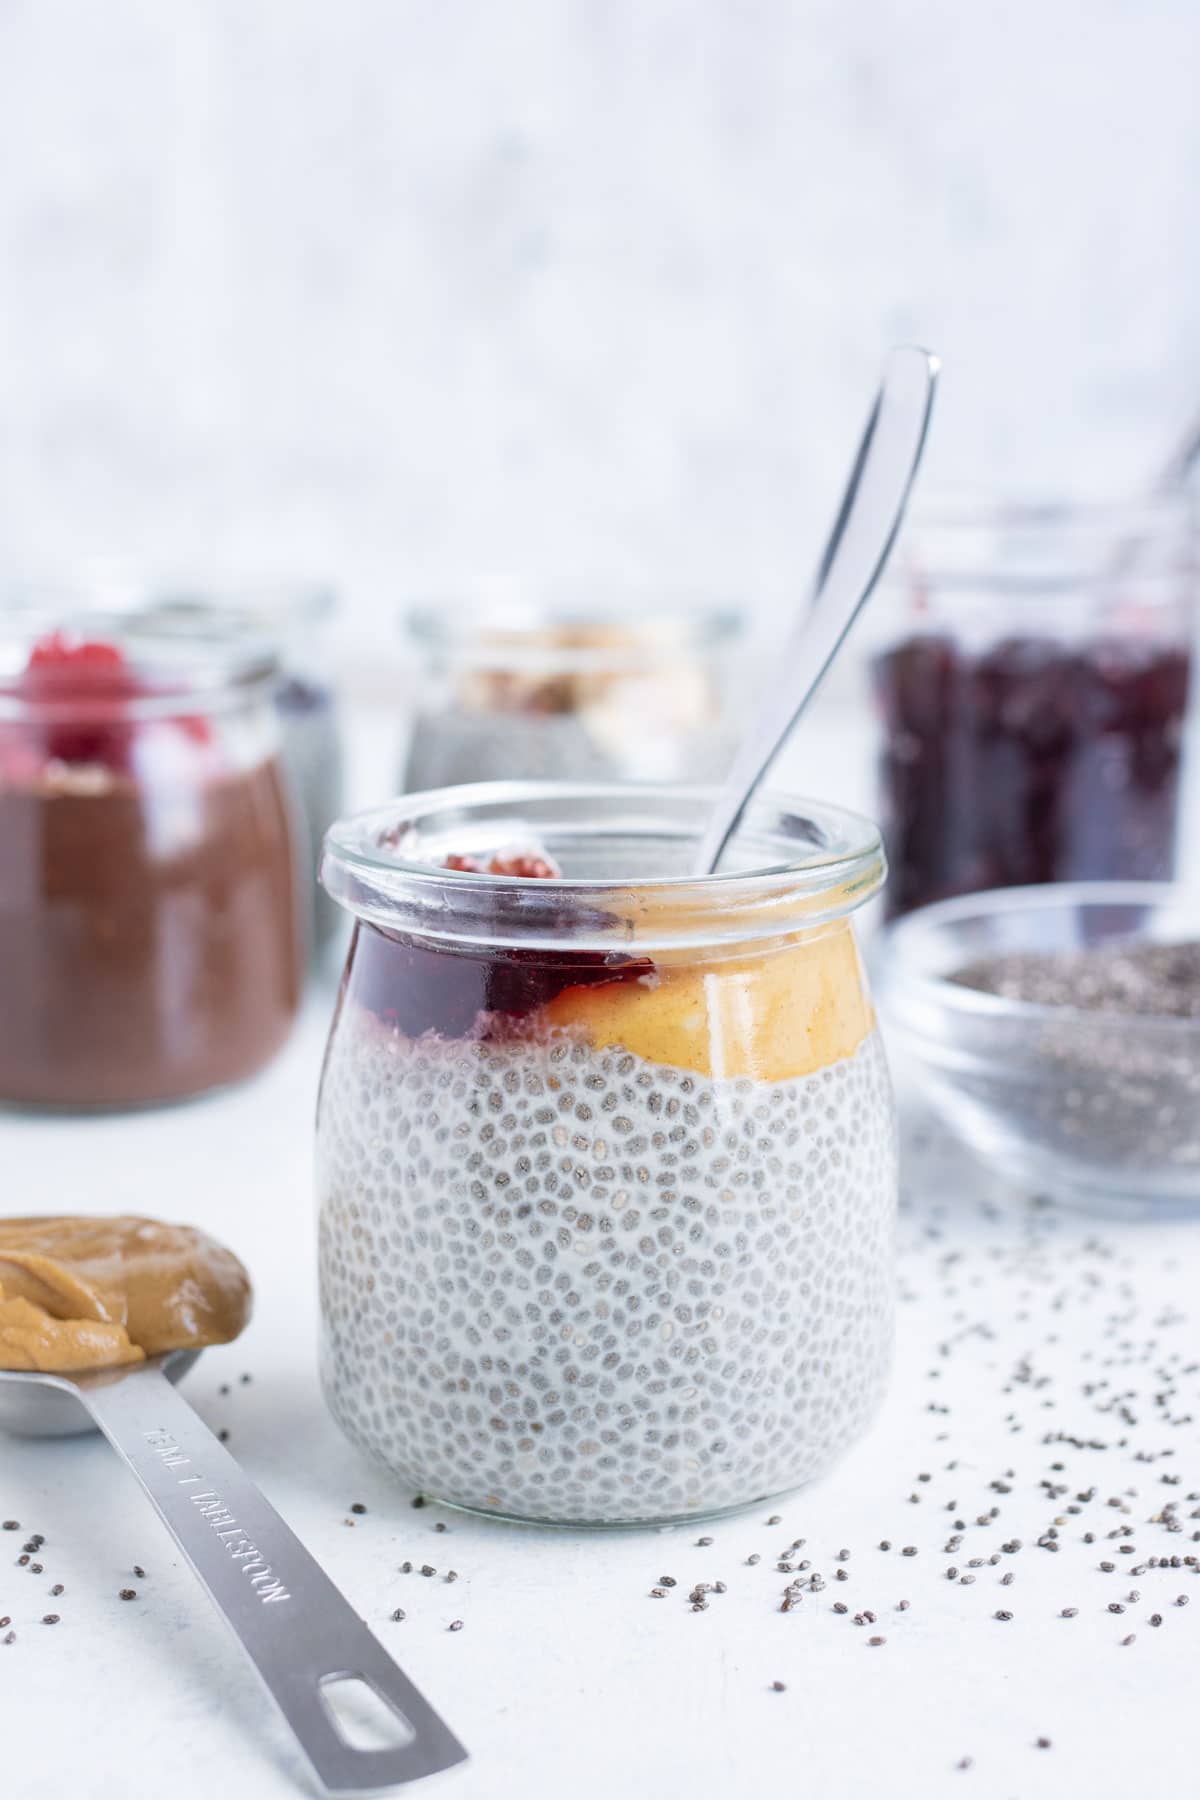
[{"left": 316, "top": 839, "right": 897, "bottom": 1524}]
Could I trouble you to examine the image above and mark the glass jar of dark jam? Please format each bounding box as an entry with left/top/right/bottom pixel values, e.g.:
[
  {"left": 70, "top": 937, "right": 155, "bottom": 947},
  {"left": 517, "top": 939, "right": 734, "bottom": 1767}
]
[
  {"left": 0, "top": 616, "right": 304, "bottom": 1108},
  {"left": 871, "top": 496, "right": 1197, "bottom": 918}
]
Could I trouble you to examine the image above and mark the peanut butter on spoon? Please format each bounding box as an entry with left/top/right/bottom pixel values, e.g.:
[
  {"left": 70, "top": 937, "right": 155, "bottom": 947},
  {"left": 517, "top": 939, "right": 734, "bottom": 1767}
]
[{"left": 0, "top": 1216, "right": 251, "bottom": 1373}]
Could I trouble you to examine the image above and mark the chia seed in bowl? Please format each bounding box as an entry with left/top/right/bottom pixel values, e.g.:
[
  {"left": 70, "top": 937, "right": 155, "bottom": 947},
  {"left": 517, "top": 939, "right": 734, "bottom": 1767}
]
[{"left": 877, "top": 882, "right": 1200, "bottom": 1216}]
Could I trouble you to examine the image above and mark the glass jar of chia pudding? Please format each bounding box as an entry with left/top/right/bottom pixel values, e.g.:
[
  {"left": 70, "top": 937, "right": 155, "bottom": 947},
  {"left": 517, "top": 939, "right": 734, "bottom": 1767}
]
[
  {"left": 0, "top": 616, "right": 304, "bottom": 1108},
  {"left": 872, "top": 494, "right": 1197, "bottom": 918},
  {"left": 399, "top": 592, "right": 747, "bottom": 793},
  {"left": 317, "top": 782, "right": 897, "bottom": 1525}
]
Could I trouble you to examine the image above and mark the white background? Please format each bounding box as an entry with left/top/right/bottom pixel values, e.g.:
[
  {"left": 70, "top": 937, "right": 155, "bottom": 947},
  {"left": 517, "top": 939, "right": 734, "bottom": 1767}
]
[{"left": 1, "top": 1, "right": 1198, "bottom": 638}]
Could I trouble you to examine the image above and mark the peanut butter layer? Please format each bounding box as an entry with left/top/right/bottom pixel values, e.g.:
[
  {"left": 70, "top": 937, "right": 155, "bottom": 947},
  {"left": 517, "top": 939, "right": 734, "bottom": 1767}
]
[
  {"left": 0, "top": 1215, "right": 252, "bottom": 1373},
  {"left": 541, "top": 920, "right": 873, "bottom": 1081}
]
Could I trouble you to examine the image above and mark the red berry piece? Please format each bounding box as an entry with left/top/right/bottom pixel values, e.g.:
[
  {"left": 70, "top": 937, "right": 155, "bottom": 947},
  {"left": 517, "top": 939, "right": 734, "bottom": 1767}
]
[{"left": 485, "top": 851, "right": 562, "bottom": 879}]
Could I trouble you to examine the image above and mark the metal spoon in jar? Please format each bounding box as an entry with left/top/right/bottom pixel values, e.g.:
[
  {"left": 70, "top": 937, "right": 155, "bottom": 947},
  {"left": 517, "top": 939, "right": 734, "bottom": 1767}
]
[
  {"left": 0, "top": 1354, "right": 466, "bottom": 1793},
  {"left": 693, "top": 343, "right": 940, "bottom": 876}
]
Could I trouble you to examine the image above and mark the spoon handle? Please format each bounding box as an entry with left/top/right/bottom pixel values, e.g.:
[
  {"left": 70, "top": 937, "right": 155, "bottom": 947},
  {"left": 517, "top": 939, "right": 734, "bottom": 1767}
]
[
  {"left": 692, "top": 344, "right": 939, "bottom": 876},
  {"left": 80, "top": 1363, "right": 466, "bottom": 1792}
]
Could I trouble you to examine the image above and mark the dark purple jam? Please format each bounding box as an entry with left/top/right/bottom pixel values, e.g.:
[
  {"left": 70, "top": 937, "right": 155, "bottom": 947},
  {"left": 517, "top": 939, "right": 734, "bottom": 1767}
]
[
  {"left": 340, "top": 920, "right": 654, "bottom": 1041},
  {"left": 873, "top": 633, "right": 1192, "bottom": 918}
]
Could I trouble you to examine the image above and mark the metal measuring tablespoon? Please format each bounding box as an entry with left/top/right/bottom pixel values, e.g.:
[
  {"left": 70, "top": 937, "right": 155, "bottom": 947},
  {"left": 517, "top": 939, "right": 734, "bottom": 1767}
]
[
  {"left": 0, "top": 1351, "right": 467, "bottom": 1792},
  {"left": 692, "top": 343, "right": 940, "bottom": 876}
]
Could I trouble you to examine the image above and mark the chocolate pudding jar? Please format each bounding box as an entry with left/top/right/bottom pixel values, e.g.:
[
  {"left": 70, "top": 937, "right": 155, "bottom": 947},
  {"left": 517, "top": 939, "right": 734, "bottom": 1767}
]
[
  {"left": 141, "top": 580, "right": 345, "bottom": 953},
  {"left": 0, "top": 619, "right": 304, "bottom": 1108},
  {"left": 317, "top": 783, "right": 897, "bottom": 1525}
]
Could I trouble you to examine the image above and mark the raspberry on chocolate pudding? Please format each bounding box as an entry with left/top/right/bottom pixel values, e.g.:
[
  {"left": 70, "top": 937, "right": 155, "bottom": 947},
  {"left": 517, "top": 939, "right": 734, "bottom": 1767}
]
[{"left": 0, "top": 621, "right": 303, "bottom": 1108}]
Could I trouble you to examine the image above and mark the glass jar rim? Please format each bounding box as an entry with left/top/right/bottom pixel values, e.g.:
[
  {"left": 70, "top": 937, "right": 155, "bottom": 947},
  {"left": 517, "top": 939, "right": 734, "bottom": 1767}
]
[
  {"left": 402, "top": 589, "right": 744, "bottom": 672},
  {"left": 322, "top": 781, "right": 885, "bottom": 951},
  {"left": 902, "top": 486, "right": 1196, "bottom": 533},
  {"left": 883, "top": 487, "right": 1197, "bottom": 599},
  {"left": 0, "top": 613, "right": 280, "bottom": 720},
  {"left": 143, "top": 577, "right": 338, "bottom": 630}
]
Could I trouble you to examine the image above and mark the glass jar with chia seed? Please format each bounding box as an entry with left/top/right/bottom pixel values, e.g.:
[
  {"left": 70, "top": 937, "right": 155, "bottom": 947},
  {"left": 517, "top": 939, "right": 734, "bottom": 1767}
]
[
  {"left": 317, "top": 782, "right": 896, "bottom": 1525},
  {"left": 140, "top": 581, "right": 346, "bottom": 953},
  {"left": 0, "top": 614, "right": 304, "bottom": 1108},
  {"left": 872, "top": 495, "right": 1197, "bottom": 917},
  {"left": 399, "top": 591, "right": 747, "bottom": 793}
]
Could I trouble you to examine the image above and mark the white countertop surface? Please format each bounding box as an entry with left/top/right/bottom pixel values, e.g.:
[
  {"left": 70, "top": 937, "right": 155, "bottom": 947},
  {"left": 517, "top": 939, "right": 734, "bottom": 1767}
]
[
  {"left": 4, "top": 705, "right": 1200, "bottom": 1800},
  {"left": 4, "top": 981, "right": 1200, "bottom": 1800}
]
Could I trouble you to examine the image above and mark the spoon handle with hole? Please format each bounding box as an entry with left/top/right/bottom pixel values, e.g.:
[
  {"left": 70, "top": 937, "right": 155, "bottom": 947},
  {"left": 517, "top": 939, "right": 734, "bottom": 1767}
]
[
  {"left": 75, "top": 1361, "right": 466, "bottom": 1792},
  {"left": 692, "top": 344, "right": 939, "bottom": 877}
]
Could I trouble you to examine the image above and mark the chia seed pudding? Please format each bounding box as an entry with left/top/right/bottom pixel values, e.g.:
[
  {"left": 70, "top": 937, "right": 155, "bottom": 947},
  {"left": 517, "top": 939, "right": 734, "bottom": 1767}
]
[
  {"left": 400, "top": 604, "right": 745, "bottom": 792},
  {"left": 316, "top": 784, "right": 898, "bottom": 1525}
]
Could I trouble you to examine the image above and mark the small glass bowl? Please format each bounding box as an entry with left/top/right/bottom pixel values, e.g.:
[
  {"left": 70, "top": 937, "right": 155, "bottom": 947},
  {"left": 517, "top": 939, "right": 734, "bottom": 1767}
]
[{"left": 876, "top": 882, "right": 1200, "bottom": 1215}]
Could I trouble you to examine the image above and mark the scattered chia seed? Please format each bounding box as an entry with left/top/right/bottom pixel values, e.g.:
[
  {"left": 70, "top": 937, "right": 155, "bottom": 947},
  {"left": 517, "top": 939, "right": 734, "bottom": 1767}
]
[
  {"left": 50, "top": 1585, "right": 63, "bottom": 1597},
  {"left": 133, "top": 1567, "right": 145, "bottom": 1579},
  {"left": 420, "top": 1565, "right": 436, "bottom": 1577},
  {"left": 868, "top": 1635, "right": 885, "bottom": 1646},
  {"left": 697, "top": 1536, "right": 714, "bottom": 1546},
  {"left": 1036, "top": 1737, "right": 1051, "bottom": 1749},
  {"left": 446, "top": 1571, "right": 459, "bottom": 1583},
  {"left": 1151, "top": 1613, "right": 1163, "bottom": 1626},
  {"left": 448, "top": 1620, "right": 463, "bottom": 1632},
  {"left": 239, "top": 1373, "right": 252, "bottom": 1385},
  {"left": 412, "top": 1496, "right": 426, "bottom": 1509},
  {"left": 1122, "top": 1634, "right": 1136, "bottom": 1646},
  {"left": 1, "top": 1522, "right": 18, "bottom": 1531},
  {"left": 119, "top": 1589, "right": 137, "bottom": 1601},
  {"left": 350, "top": 1502, "right": 367, "bottom": 1515},
  {"left": 902, "top": 1546, "right": 918, "bottom": 1557},
  {"left": 994, "top": 1610, "right": 1013, "bottom": 1621},
  {"left": 771, "top": 1680, "right": 786, "bottom": 1692},
  {"left": 41, "top": 1614, "right": 58, "bottom": 1625},
  {"left": 766, "top": 1516, "right": 781, "bottom": 1526},
  {"left": 391, "top": 1608, "right": 406, "bottom": 1621},
  {"left": 1061, "top": 1607, "right": 1078, "bottom": 1618}
]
